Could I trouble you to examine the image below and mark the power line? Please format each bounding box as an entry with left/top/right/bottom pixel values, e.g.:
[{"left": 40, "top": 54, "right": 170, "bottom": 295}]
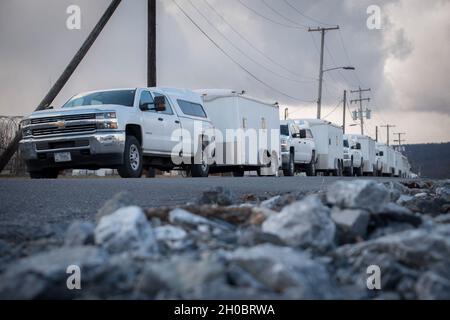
[
  {"left": 337, "top": 29, "right": 364, "bottom": 88},
  {"left": 261, "top": 0, "right": 308, "bottom": 29},
  {"left": 282, "top": 0, "right": 336, "bottom": 27},
  {"left": 172, "top": 0, "right": 315, "bottom": 103},
  {"left": 202, "top": 0, "right": 315, "bottom": 81},
  {"left": 188, "top": 0, "right": 312, "bottom": 84},
  {"left": 325, "top": 43, "right": 356, "bottom": 87},
  {"left": 236, "top": 0, "right": 304, "bottom": 29},
  {"left": 323, "top": 99, "right": 342, "bottom": 120}
]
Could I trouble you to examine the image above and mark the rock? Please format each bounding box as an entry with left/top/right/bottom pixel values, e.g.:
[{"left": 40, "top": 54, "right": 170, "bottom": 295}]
[
  {"left": 96, "top": 192, "right": 133, "bottom": 223},
  {"left": 436, "top": 186, "right": 450, "bottom": 201},
  {"left": 0, "top": 246, "right": 107, "bottom": 299},
  {"left": 237, "top": 226, "right": 285, "bottom": 247},
  {"left": 414, "top": 192, "right": 428, "bottom": 198},
  {"left": 434, "top": 214, "right": 450, "bottom": 224},
  {"left": 228, "top": 244, "right": 334, "bottom": 298},
  {"left": 262, "top": 196, "right": 335, "bottom": 252},
  {"left": 415, "top": 271, "right": 450, "bottom": 300},
  {"left": 198, "top": 187, "right": 236, "bottom": 206},
  {"left": 64, "top": 221, "right": 95, "bottom": 247},
  {"left": 154, "top": 225, "right": 187, "bottom": 242},
  {"left": 371, "top": 203, "right": 423, "bottom": 229},
  {"left": 402, "top": 197, "right": 447, "bottom": 216},
  {"left": 169, "top": 208, "right": 215, "bottom": 228},
  {"left": 331, "top": 208, "right": 370, "bottom": 241},
  {"left": 384, "top": 181, "right": 411, "bottom": 201},
  {"left": 369, "top": 222, "right": 416, "bottom": 239},
  {"left": 327, "top": 180, "right": 390, "bottom": 213},
  {"left": 95, "top": 206, "right": 157, "bottom": 255}
]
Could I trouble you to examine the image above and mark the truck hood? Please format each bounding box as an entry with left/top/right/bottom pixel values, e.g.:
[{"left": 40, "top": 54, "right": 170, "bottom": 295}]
[{"left": 25, "top": 105, "right": 125, "bottom": 119}]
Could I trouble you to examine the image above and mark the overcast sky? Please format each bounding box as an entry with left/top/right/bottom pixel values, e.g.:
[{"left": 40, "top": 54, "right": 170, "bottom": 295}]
[{"left": 0, "top": 0, "right": 449, "bottom": 144}]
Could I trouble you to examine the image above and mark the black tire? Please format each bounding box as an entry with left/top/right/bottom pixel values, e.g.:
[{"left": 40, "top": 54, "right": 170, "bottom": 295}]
[
  {"left": 356, "top": 159, "right": 363, "bottom": 177},
  {"left": 305, "top": 155, "right": 316, "bottom": 177},
  {"left": 283, "top": 153, "right": 295, "bottom": 177},
  {"left": 118, "top": 135, "right": 143, "bottom": 178},
  {"left": 233, "top": 170, "right": 245, "bottom": 177},
  {"left": 29, "top": 169, "right": 59, "bottom": 179},
  {"left": 146, "top": 168, "right": 156, "bottom": 178}
]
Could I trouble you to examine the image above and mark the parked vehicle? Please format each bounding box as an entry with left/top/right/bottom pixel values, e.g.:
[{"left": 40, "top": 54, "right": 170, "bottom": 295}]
[
  {"left": 294, "top": 119, "right": 343, "bottom": 176},
  {"left": 343, "top": 134, "right": 363, "bottom": 176},
  {"left": 20, "top": 88, "right": 215, "bottom": 179},
  {"left": 376, "top": 143, "right": 395, "bottom": 177},
  {"left": 346, "top": 134, "right": 376, "bottom": 176},
  {"left": 280, "top": 120, "right": 316, "bottom": 176},
  {"left": 197, "top": 90, "right": 280, "bottom": 177}
]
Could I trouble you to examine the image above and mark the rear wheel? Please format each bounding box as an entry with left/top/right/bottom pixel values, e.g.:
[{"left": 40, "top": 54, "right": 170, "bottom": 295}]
[
  {"left": 305, "top": 153, "right": 316, "bottom": 177},
  {"left": 283, "top": 153, "right": 295, "bottom": 177},
  {"left": 118, "top": 135, "right": 143, "bottom": 178},
  {"left": 29, "top": 169, "right": 59, "bottom": 179}
]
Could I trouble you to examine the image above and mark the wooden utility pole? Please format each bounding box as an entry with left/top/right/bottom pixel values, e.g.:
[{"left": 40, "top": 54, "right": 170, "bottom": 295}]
[
  {"left": 350, "top": 87, "right": 371, "bottom": 135},
  {"left": 0, "top": 0, "right": 122, "bottom": 172},
  {"left": 380, "top": 124, "right": 396, "bottom": 146},
  {"left": 342, "top": 90, "right": 347, "bottom": 134},
  {"left": 148, "top": 0, "right": 157, "bottom": 87},
  {"left": 308, "top": 26, "right": 340, "bottom": 119}
]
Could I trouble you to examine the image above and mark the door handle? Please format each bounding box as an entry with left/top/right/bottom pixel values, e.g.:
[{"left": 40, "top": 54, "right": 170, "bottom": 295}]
[
  {"left": 175, "top": 120, "right": 180, "bottom": 124},
  {"left": 158, "top": 118, "right": 164, "bottom": 122}
]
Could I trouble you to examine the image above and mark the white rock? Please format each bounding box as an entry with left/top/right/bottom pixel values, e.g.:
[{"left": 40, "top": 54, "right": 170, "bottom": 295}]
[
  {"left": 262, "top": 196, "right": 335, "bottom": 251},
  {"left": 95, "top": 206, "right": 157, "bottom": 255},
  {"left": 154, "top": 225, "right": 187, "bottom": 241},
  {"left": 331, "top": 208, "right": 370, "bottom": 237},
  {"left": 169, "top": 208, "right": 212, "bottom": 227}
]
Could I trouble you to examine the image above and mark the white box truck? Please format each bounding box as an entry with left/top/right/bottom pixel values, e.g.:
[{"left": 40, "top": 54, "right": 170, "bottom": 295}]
[
  {"left": 294, "top": 119, "right": 343, "bottom": 176},
  {"left": 376, "top": 143, "right": 395, "bottom": 177},
  {"left": 347, "top": 134, "right": 376, "bottom": 176},
  {"left": 196, "top": 90, "right": 280, "bottom": 176}
]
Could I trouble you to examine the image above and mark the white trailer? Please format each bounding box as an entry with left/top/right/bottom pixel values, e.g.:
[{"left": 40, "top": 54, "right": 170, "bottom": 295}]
[
  {"left": 347, "top": 134, "right": 376, "bottom": 175},
  {"left": 196, "top": 90, "right": 280, "bottom": 176},
  {"left": 294, "top": 119, "right": 343, "bottom": 175},
  {"left": 376, "top": 143, "right": 395, "bottom": 177}
]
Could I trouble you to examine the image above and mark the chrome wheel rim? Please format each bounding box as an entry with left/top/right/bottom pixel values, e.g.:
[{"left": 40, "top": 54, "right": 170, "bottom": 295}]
[{"left": 129, "top": 144, "right": 140, "bottom": 171}]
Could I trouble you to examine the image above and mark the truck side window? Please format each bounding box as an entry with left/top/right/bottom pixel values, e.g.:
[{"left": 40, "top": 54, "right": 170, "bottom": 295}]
[
  {"left": 139, "top": 91, "right": 154, "bottom": 110},
  {"left": 153, "top": 94, "right": 174, "bottom": 115},
  {"left": 306, "top": 130, "right": 314, "bottom": 139},
  {"left": 177, "top": 100, "right": 207, "bottom": 118}
]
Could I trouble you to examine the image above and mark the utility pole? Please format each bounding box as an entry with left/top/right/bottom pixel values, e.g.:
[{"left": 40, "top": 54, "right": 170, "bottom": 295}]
[
  {"left": 394, "top": 132, "right": 406, "bottom": 148},
  {"left": 284, "top": 108, "right": 289, "bottom": 120},
  {"left": 148, "top": 0, "right": 157, "bottom": 87},
  {"left": 0, "top": 0, "right": 122, "bottom": 172},
  {"left": 380, "top": 124, "right": 396, "bottom": 146},
  {"left": 342, "top": 90, "right": 347, "bottom": 134},
  {"left": 308, "top": 26, "right": 340, "bottom": 119},
  {"left": 350, "top": 87, "right": 371, "bottom": 135},
  {"left": 375, "top": 126, "right": 378, "bottom": 142}
]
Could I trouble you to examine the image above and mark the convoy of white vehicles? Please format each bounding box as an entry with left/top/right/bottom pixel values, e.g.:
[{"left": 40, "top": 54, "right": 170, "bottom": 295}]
[{"left": 19, "top": 87, "right": 412, "bottom": 179}]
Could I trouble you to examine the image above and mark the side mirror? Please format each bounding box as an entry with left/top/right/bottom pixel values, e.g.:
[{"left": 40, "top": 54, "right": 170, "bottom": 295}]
[
  {"left": 356, "top": 143, "right": 362, "bottom": 150},
  {"left": 154, "top": 96, "right": 166, "bottom": 112},
  {"left": 299, "top": 129, "right": 307, "bottom": 139}
]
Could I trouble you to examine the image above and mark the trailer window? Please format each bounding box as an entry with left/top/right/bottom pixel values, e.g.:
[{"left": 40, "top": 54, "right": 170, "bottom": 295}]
[
  {"left": 177, "top": 100, "right": 207, "bottom": 118},
  {"left": 306, "top": 129, "right": 314, "bottom": 139}
]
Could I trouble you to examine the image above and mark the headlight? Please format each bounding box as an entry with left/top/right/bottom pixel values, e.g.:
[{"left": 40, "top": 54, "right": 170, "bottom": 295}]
[
  {"left": 21, "top": 119, "right": 31, "bottom": 127},
  {"left": 96, "top": 112, "right": 117, "bottom": 119},
  {"left": 97, "top": 121, "right": 118, "bottom": 130}
]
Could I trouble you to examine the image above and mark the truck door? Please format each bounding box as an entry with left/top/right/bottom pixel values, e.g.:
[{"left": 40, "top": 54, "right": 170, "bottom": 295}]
[
  {"left": 140, "top": 90, "right": 166, "bottom": 154},
  {"left": 290, "top": 124, "right": 303, "bottom": 162}
]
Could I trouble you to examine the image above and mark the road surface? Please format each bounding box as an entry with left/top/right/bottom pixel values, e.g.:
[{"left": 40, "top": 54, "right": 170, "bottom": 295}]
[{"left": 0, "top": 176, "right": 400, "bottom": 244}]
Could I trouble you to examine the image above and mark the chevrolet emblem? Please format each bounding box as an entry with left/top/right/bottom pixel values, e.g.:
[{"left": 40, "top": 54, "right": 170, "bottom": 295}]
[{"left": 54, "top": 120, "right": 66, "bottom": 128}]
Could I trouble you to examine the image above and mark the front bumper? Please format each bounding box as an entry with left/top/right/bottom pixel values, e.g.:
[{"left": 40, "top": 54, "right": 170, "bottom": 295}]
[{"left": 19, "top": 131, "right": 126, "bottom": 171}]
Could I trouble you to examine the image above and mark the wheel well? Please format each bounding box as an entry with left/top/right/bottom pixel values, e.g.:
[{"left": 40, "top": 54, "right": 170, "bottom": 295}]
[{"left": 126, "top": 124, "right": 142, "bottom": 145}]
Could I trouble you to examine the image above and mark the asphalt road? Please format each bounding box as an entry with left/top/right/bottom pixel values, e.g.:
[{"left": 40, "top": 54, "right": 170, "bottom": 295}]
[{"left": 0, "top": 176, "right": 401, "bottom": 244}]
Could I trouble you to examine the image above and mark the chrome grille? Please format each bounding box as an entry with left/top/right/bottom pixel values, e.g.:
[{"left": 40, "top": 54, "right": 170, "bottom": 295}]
[
  {"left": 30, "top": 113, "right": 95, "bottom": 125},
  {"left": 32, "top": 124, "right": 96, "bottom": 137}
]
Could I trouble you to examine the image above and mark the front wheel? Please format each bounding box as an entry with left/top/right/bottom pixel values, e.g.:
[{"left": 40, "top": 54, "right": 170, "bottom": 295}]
[
  {"left": 283, "top": 153, "right": 295, "bottom": 177},
  {"left": 305, "top": 153, "right": 316, "bottom": 176},
  {"left": 118, "top": 135, "right": 143, "bottom": 178}
]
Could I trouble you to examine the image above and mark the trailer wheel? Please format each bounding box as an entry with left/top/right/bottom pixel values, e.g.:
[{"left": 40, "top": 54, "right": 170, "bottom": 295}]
[
  {"left": 29, "top": 169, "right": 59, "bottom": 179},
  {"left": 118, "top": 135, "right": 143, "bottom": 178},
  {"left": 283, "top": 153, "right": 295, "bottom": 177}
]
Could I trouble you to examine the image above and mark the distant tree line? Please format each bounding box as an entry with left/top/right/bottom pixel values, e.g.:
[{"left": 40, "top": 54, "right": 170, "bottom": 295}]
[{"left": 405, "top": 143, "right": 450, "bottom": 179}]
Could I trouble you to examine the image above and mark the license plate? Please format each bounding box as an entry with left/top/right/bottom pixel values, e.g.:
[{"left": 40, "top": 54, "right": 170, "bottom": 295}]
[{"left": 54, "top": 152, "right": 72, "bottom": 163}]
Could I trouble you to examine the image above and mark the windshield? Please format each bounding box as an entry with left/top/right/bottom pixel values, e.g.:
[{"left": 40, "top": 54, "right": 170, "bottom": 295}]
[
  {"left": 280, "top": 125, "right": 289, "bottom": 136},
  {"left": 343, "top": 140, "right": 349, "bottom": 148},
  {"left": 63, "top": 90, "right": 136, "bottom": 108}
]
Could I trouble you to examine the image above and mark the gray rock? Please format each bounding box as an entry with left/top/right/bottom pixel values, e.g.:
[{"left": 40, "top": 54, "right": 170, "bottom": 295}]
[
  {"left": 327, "top": 180, "right": 390, "bottom": 213},
  {"left": 198, "top": 187, "right": 236, "bottom": 206},
  {"left": 237, "top": 226, "right": 285, "bottom": 247},
  {"left": 331, "top": 208, "right": 370, "bottom": 239},
  {"left": 262, "top": 196, "right": 335, "bottom": 252},
  {"left": 371, "top": 203, "right": 423, "bottom": 228},
  {"left": 384, "top": 181, "right": 411, "bottom": 202},
  {"left": 96, "top": 192, "right": 133, "bottom": 223},
  {"left": 169, "top": 208, "right": 213, "bottom": 227},
  {"left": 64, "top": 221, "right": 95, "bottom": 247},
  {"left": 0, "top": 246, "right": 107, "bottom": 299},
  {"left": 154, "top": 225, "right": 187, "bottom": 242},
  {"left": 415, "top": 271, "right": 450, "bottom": 300},
  {"left": 434, "top": 214, "right": 450, "bottom": 224},
  {"left": 95, "top": 206, "right": 157, "bottom": 255},
  {"left": 228, "top": 244, "right": 333, "bottom": 298}
]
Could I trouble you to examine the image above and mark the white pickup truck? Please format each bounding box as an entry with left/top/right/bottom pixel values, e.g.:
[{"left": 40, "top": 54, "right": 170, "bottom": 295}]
[
  {"left": 19, "top": 88, "right": 215, "bottom": 179},
  {"left": 280, "top": 120, "right": 316, "bottom": 176}
]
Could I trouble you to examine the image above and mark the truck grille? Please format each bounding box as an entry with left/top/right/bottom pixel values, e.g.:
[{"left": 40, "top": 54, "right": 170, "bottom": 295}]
[
  {"left": 32, "top": 124, "right": 97, "bottom": 137},
  {"left": 30, "top": 113, "right": 95, "bottom": 125}
]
